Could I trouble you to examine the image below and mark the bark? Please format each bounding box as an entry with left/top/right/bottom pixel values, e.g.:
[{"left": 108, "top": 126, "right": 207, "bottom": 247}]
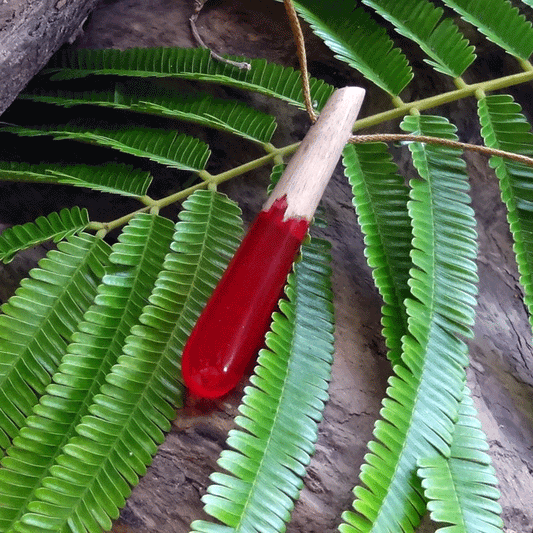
[{"left": 0, "top": 0, "right": 100, "bottom": 115}]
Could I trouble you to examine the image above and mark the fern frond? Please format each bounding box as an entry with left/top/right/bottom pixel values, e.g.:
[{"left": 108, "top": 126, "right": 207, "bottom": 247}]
[
  {"left": 285, "top": 0, "right": 412, "bottom": 96},
  {"left": 0, "top": 161, "right": 152, "bottom": 197},
  {"left": 442, "top": 0, "right": 533, "bottom": 59},
  {"left": 402, "top": 115, "right": 479, "bottom": 338},
  {"left": 1, "top": 125, "right": 210, "bottom": 172},
  {"left": 0, "top": 214, "right": 174, "bottom": 532},
  {"left": 478, "top": 94, "right": 533, "bottom": 332},
  {"left": 190, "top": 238, "right": 334, "bottom": 533},
  {"left": 44, "top": 47, "right": 334, "bottom": 111},
  {"left": 343, "top": 143, "right": 413, "bottom": 366},
  {"left": 0, "top": 234, "right": 111, "bottom": 454},
  {"left": 418, "top": 386, "right": 503, "bottom": 533},
  {"left": 13, "top": 191, "right": 243, "bottom": 533},
  {"left": 362, "top": 0, "right": 475, "bottom": 77},
  {"left": 340, "top": 115, "right": 478, "bottom": 533},
  {"left": 23, "top": 84, "right": 277, "bottom": 145},
  {"left": 0, "top": 207, "right": 89, "bottom": 263}
]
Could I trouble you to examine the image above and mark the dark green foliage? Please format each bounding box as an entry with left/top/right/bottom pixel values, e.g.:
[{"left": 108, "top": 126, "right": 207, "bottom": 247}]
[
  {"left": 0, "top": 162, "right": 152, "bottom": 197},
  {"left": 23, "top": 84, "right": 277, "bottom": 144},
  {"left": 343, "top": 142, "right": 413, "bottom": 365},
  {"left": 1, "top": 125, "right": 211, "bottom": 172},
  {"left": 362, "top": 0, "right": 475, "bottom": 76},
  {"left": 2, "top": 0, "right": 533, "bottom": 531},
  {"left": 478, "top": 94, "right": 533, "bottom": 328},
  {"left": 443, "top": 0, "right": 533, "bottom": 59},
  {"left": 288, "top": 0, "right": 412, "bottom": 95},
  {"left": 0, "top": 207, "right": 89, "bottom": 263},
  {"left": 45, "top": 47, "right": 334, "bottom": 111}
]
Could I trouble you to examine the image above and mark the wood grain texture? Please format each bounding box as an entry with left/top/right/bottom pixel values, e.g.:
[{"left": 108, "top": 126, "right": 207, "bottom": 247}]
[
  {"left": 264, "top": 87, "right": 365, "bottom": 220},
  {"left": 0, "top": 0, "right": 100, "bottom": 115}
]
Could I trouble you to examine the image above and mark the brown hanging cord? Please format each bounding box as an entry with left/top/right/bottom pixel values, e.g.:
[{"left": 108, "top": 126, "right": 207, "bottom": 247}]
[
  {"left": 284, "top": 0, "right": 318, "bottom": 122},
  {"left": 349, "top": 133, "right": 533, "bottom": 167},
  {"left": 282, "top": 0, "right": 533, "bottom": 168}
]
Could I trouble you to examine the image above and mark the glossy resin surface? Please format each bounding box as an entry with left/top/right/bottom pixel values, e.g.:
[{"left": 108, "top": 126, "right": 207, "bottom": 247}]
[{"left": 181, "top": 197, "right": 309, "bottom": 398}]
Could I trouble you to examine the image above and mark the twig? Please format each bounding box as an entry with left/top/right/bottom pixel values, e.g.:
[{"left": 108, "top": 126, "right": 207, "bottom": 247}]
[
  {"left": 350, "top": 133, "right": 533, "bottom": 167},
  {"left": 189, "top": 0, "right": 251, "bottom": 70},
  {"left": 284, "top": 0, "right": 317, "bottom": 122}
]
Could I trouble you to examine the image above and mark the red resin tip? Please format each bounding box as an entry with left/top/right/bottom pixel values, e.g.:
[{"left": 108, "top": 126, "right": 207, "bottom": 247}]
[{"left": 181, "top": 197, "right": 309, "bottom": 398}]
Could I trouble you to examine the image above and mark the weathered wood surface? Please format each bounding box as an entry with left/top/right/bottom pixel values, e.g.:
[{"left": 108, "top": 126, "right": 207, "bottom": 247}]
[
  {"left": 0, "top": 0, "right": 100, "bottom": 115},
  {"left": 1, "top": 1, "right": 532, "bottom": 532},
  {"left": 265, "top": 86, "right": 365, "bottom": 220}
]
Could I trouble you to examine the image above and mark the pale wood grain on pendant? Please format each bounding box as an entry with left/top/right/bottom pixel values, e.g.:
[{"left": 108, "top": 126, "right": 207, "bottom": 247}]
[{"left": 263, "top": 86, "right": 365, "bottom": 221}]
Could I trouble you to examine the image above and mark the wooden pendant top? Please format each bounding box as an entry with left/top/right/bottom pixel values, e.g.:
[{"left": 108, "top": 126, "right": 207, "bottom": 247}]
[{"left": 263, "top": 86, "right": 365, "bottom": 220}]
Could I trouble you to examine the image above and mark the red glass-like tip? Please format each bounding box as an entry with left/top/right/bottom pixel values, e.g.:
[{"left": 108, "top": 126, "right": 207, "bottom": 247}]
[{"left": 181, "top": 197, "right": 309, "bottom": 398}]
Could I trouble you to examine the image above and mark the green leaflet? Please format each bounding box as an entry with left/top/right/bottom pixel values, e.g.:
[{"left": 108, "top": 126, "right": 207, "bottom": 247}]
[
  {"left": 22, "top": 84, "right": 277, "bottom": 145},
  {"left": 44, "top": 47, "right": 334, "bottom": 112},
  {"left": 267, "top": 163, "right": 285, "bottom": 194},
  {"left": 442, "top": 0, "right": 533, "bottom": 59},
  {"left": 362, "top": 0, "right": 475, "bottom": 77},
  {"left": 403, "top": 115, "right": 479, "bottom": 338},
  {"left": 0, "top": 207, "right": 89, "bottom": 263},
  {"left": 191, "top": 238, "right": 334, "bottom": 533},
  {"left": 478, "top": 94, "right": 533, "bottom": 332},
  {"left": 0, "top": 214, "right": 174, "bottom": 533},
  {"left": 343, "top": 142, "right": 413, "bottom": 366},
  {"left": 11, "top": 191, "right": 243, "bottom": 533},
  {"left": 340, "top": 115, "right": 478, "bottom": 533},
  {"left": 0, "top": 234, "right": 111, "bottom": 454},
  {"left": 418, "top": 387, "right": 503, "bottom": 533},
  {"left": 1, "top": 125, "right": 210, "bottom": 172},
  {"left": 286, "top": 0, "right": 412, "bottom": 96},
  {"left": 0, "top": 162, "right": 152, "bottom": 197}
]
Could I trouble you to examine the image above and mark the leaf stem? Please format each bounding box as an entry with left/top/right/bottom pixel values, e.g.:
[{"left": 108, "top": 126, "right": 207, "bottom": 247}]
[
  {"left": 138, "top": 195, "right": 155, "bottom": 206},
  {"left": 87, "top": 144, "right": 295, "bottom": 231},
  {"left": 87, "top": 67, "right": 533, "bottom": 233},
  {"left": 209, "top": 148, "right": 289, "bottom": 185},
  {"left": 87, "top": 207, "right": 150, "bottom": 232},
  {"left": 518, "top": 58, "right": 533, "bottom": 72},
  {"left": 197, "top": 169, "right": 213, "bottom": 182},
  {"left": 354, "top": 69, "right": 533, "bottom": 130}
]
